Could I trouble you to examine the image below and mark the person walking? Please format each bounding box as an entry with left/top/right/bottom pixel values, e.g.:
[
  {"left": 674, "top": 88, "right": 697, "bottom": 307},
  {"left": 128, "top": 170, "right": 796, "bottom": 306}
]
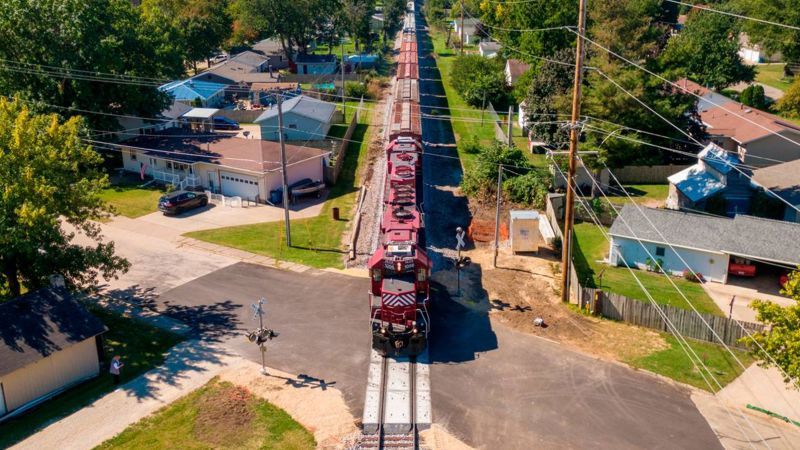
[{"left": 110, "top": 355, "right": 124, "bottom": 385}]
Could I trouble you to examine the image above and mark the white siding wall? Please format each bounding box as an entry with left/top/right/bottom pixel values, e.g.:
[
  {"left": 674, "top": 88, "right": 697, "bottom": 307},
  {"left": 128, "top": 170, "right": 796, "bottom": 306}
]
[
  {"left": 609, "top": 236, "right": 729, "bottom": 282},
  {"left": 1, "top": 338, "right": 100, "bottom": 414},
  {"left": 258, "top": 113, "right": 331, "bottom": 141},
  {"left": 263, "top": 156, "right": 324, "bottom": 194}
]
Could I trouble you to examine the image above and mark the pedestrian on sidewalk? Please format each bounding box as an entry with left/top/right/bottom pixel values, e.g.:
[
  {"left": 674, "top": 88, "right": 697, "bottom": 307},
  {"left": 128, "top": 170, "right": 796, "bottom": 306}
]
[{"left": 110, "top": 355, "right": 125, "bottom": 385}]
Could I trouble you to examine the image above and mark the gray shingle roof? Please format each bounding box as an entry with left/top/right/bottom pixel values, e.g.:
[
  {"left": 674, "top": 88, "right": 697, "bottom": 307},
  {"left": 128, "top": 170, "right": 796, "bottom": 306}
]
[
  {"left": 254, "top": 95, "right": 336, "bottom": 124},
  {"left": 609, "top": 204, "right": 800, "bottom": 265},
  {"left": 752, "top": 159, "right": 800, "bottom": 205},
  {"left": 0, "top": 288, "right": 107, "bottom": 377}
]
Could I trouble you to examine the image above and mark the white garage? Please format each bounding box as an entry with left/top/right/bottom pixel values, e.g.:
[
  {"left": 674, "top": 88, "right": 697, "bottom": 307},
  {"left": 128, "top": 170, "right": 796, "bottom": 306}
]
[{"left": 220, "top": 171, "right": 260, "bottom": 200}]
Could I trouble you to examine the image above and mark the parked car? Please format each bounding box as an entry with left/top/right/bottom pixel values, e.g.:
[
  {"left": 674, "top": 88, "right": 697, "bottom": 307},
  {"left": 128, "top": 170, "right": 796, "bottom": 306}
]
[
  {"left": 213, "top": 116, "right": 240, "bottom": 130},
  {"left": 158, "top": 191, "right": 208, "bottom": 215},
  {"left": 210, "top": 53, "right": 228, "bottom": 64}
]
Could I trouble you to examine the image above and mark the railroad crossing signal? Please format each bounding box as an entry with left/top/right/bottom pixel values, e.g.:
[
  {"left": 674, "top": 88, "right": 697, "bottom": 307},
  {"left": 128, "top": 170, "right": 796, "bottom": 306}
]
[
  {"left": 248, "top": 298, "right": 278, "bottom": 375},
  {"left": 455, "top": 227, "right": 466, "bottom": 250}
]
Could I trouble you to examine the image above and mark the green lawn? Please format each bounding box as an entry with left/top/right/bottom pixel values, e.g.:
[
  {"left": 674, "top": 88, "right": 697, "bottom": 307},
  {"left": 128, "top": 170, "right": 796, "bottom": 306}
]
[
  {"left": 627, "top": 335, "right": 754, "bottom": 391},
  {"left": 94, "top": 379, "right": 315, "bottom": 450},
  {"left": 0, "top": 306, "right": 184, "bottom": 449},
  {"left": 185, "top": 104, "right": 374, "bottom": 269},
  {"left": 99, "top": 175, "right": 166, "bottom": 218},
  {"left": 755, "top": 63, "right": 795, "bottom": 92},
  {"left": 606, "top": 184, "right": 669, "bottom": 205},
  {"left": 429, "top": 29, "right": 501, "bottom": 170},
  {"left": 573, "top": 222, "right": 723, "bottom": 315}
]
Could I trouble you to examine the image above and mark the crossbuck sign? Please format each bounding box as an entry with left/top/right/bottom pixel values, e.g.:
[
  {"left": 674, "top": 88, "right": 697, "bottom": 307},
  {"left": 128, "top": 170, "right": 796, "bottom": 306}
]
[{"left": 456, "top": 227, "right": 466, "bottom": 250}]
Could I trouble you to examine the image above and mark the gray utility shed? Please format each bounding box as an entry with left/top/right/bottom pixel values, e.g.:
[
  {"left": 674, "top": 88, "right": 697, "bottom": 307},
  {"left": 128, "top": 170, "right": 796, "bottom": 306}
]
[
  {"left": 255, "top": 95, "right": 336, "bottom": 141},
  {"left": 0, "top": 288, "right": 106, "bottom": 419}
]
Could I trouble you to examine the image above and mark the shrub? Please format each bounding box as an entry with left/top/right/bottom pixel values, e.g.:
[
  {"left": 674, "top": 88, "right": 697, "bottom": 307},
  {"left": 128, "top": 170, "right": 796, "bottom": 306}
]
[
  {"left": 502, "top": 171, "right": 549, "bottom": 208},
  {"left": 739, "top": 84, "right": 769, "bottom": 110},
  {"left": 461, "top": 141, "right": 531, "bottom": 197},
  {"left": 682, "top": 269, "right": 703, "bottom": 282},
  {"left": 345, "top": 81, "right": 369, "bottom": 99},
  {"left": 449, "top": 55, "right": 507, "bottom": 107},
  {"left": 458, "top": 136, "right": 482, "bottom": 154}
]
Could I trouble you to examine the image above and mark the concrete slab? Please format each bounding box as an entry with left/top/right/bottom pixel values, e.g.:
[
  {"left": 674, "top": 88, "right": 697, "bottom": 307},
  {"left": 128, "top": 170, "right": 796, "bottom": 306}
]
[
  {"left": 362, "top": 349, "right": 385, "bottom": 434},
  {"left": 703, "top": 281, "right": 794, "bottom": 322},
  {"left": 383, "top": 357, "right": 412, "bottom": 434},
  {"left": 719, "top": 365, "right": 800, "bottom": 424}
]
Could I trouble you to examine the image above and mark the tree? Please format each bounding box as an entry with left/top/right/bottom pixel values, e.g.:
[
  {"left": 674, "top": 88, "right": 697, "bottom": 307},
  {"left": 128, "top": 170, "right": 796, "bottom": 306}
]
[
  {"left": 739, "top": 84, "right": 769, "bottom": 109},
  {"left": 381, "top": 0, "right": 406, "bottom": 45},
  {"left": 523, "top": 48, "right": 575, "bottom": 149},
  {"left": 660, "top": 10, "right": 754, "bottom": 89},
  {"left": 744, "top": 267, "right": 800, "bottom": 387},
  {"left": 589, "top": 0, "right": 666, "bottom": 61},
  {"left": 449, "top": 55, "right": 507, "bottom": 107},
  {"left": 734, "top": 0, "right": 800, "bottom": 63},
  {"left": 341, "top": 0, "right": 375, "bottom": 53},
  {"left": 142, "top": 0, "right": 233, "bottom": 73},
  {"left": 777, "top": 76, "right": 800, "bottom": 118},
  {"left": 0, "top": 0, "right": 184, "bottom": 131},
  {"left": 461, "top": 141, "right": 531, "bottom": 197},
  {"left": 0, "top": 98, "right": 129, "bottom": 299}
]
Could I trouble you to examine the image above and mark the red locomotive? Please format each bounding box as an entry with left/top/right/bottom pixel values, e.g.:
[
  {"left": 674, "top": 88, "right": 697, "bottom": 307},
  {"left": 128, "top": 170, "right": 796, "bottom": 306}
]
[{"left": 367, "top": 4, "right": 429, "bottom": 356}]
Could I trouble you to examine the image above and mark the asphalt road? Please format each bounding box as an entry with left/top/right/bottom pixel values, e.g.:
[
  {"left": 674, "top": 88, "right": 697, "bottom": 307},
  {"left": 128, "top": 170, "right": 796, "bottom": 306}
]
[{"left": 155, "top": 262, "right": 372, "bottom": 416}]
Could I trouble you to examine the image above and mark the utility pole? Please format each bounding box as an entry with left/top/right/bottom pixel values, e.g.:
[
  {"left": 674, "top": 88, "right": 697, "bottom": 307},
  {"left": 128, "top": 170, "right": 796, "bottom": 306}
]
[
  {"left": 277, "top": 94, "right": 292, "bottom": 247},
  {"left": 560, "top": 0, "right": 588, "bottom": 303},
  {"left": 460, "top": 0, "right": 465, "bottom": 55},
  {"left": 341, "top": 39, "right": 346, "bottom": 120},
  {"left": 507, "top": 106, "right": 513, "bottom": 147},
  {"left": 493, "top": 165, "right": 502, "bottom": 268}
]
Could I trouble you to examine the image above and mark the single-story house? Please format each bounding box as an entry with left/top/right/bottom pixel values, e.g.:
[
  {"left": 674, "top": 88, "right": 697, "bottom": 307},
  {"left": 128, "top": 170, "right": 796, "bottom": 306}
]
[
  {"left": 0, "top": 287, "right": 107, "bottom": 420},
  {"left": 676, "top": 78, "right": 800, "bottom": 167},
  {"left": 453, "top": 18, "right": 482, "bottom": 45},
  {"left": 666, "top": 143, "right": 752, "bottom": 215},
  {"left": 291, "top": 54, "right": 338, "bottom": 75},
  {"left": 505, "top": 59, "right": 531, "bottom": 86},
  {"left": 752, "top": 159, "right": 800, "bottom": 222},
  {"left": 608, "top": 204, "right": 800, "bottom": 283},
  {"left": 120, "top": 128, "right": 326, "bottom": 202},
  {"left": 112, "top": 100, "right": 193, "bottom": 141},
  {"left": 255, "top": 95, "right": 336, "bottom": 142},
  {"left": 478, "top": 41, "right": 501, "bottom": 58},
  {"left": 159, "top": 79, "right": 227, "bottom": 108},
  {"left": 738, "top": 33, "right": 782, "bottom": 64},
  {"left": 191, "top": 51, "right": 281, "bottom": 100},
  {"left": 251, "top": 38, "right": 290, "bottom": 70}
]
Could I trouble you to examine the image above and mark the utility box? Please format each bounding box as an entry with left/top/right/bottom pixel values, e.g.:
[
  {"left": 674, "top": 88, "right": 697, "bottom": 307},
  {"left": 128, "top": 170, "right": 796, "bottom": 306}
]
[{"left": 509, "top": 210, "right": 542, "bottom": 253}]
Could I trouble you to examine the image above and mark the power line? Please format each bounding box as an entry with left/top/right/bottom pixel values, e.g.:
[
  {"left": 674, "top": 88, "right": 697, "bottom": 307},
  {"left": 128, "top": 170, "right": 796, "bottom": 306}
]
[{"left": 663, "top": 0, "right": 800, "bottom": 31}]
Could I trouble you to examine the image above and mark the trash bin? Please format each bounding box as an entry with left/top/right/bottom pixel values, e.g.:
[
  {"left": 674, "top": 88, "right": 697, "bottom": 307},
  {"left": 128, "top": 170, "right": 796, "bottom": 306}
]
[
  {"left": 332, "top": 207, "right": 340, "bottom": 220},
  {"left": 269, "top": 188, "right": 283, "bottom": 205}
]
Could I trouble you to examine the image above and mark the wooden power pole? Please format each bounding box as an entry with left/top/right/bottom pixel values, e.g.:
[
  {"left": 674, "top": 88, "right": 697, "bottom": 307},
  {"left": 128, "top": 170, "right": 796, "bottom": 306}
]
[
  {"left": 560, "top": 0, "right": 588, "bottom": 302},
  {"left": 460, "top": 0, "right": 465, "bottom": 55},
  {"left": 277, "top": 94, "right": 292, "bottom": 247}
]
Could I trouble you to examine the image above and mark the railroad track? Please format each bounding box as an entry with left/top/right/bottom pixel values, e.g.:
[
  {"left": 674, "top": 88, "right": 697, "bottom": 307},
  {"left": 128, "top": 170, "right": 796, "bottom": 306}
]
[{"left": 358, "top": 350, "right": 431, "bottom": 449}]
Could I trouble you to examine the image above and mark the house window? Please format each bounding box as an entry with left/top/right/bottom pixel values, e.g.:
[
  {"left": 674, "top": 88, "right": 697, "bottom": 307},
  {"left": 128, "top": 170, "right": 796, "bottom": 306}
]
[
  {"left": 288, "top": 124, "right": 298, "bottom": 129},
  {"left": 149, "top": 158, "right": 157, "bottom": 167},
  {"left": 129, "top": 151, "right": 137, "bottom": 161},
  {"left": 655, "top": 246, "right": 665, "bottom": 257}
]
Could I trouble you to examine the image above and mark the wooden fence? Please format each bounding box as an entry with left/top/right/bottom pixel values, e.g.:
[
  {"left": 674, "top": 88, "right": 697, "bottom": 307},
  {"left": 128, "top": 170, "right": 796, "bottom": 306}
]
[
  {"left": 487, "top": 102, "right": 507, "bottom": 144},
  {"left": 577, "top": 288, "right": 765, "bottom": 349},
  {"left": 544, "top": 194, "right": 581, "bottom": 302},
  {"left": 323, "top": 97, "right": 364, "bottom": 185},
  {"left": 610, "top": 164, "right": 691, "bottom": 184}
]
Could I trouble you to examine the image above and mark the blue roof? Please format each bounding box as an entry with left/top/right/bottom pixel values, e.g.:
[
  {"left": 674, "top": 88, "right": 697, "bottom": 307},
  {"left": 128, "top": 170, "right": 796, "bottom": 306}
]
[
  {"left": 668, "top": 166, "right": 726, "bottom": 202},
  {"left": 347, "top": 54, "right": 379, "bottom": 64},
  {"left": 159, "top": 79, "right": 227, "bottom": 101},
  {"left": 699, "top": 143, "right": 739, "bottom": 175},
  {"left": 295, "top": 54, "right": 337, "bottom": 64}
]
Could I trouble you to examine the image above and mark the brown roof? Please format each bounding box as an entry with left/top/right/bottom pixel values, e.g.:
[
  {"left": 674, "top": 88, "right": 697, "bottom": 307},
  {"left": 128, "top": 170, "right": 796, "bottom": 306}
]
[
  {"left": 124, "top": 129, "right": 326, "bottom": 173},
  {"left": 506, "top": 59, "right": 531, "bottom": 83},
  {"left": 700, "top": 104, "right": 800, "bottom": 144},
  {"left": 674, "top": 78, "right": 711, "bottom": 96},
  {"left": 251, "top": 82, "right": 298, "bottom": 91}
]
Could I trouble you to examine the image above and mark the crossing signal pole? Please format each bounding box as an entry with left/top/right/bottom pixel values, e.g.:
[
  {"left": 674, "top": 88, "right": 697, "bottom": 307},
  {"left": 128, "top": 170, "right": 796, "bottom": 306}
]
[
  {"left": 277, "top": 95, "right": 292, "bottom": 247},
  {"left": 560, "top": 0, "right": 588, "bottom": 302}
]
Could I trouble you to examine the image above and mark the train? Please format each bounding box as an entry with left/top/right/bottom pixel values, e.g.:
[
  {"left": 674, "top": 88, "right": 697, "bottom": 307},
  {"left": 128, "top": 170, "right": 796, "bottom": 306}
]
[{"left": 367, "top": 2, "right": 429, "bottom": 356}]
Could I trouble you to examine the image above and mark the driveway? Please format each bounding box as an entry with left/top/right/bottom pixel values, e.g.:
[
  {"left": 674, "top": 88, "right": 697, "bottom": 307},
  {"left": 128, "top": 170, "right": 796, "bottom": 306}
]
[
  {"left": 730, "top": 82, "right": 785, "bottom": 100},
  {"left": 703, "top": 280, "right": 794, "bottom": 323}
]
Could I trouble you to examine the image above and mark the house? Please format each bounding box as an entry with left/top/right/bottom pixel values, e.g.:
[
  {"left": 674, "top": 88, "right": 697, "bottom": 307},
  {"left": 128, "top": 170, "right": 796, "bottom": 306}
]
[
  {"left": 0, "top": 287, "right": 107, "bottom": 420},
  {"left": 292, "top": 54, "right": 338, "bottom": 75},
  {"left": 255, "top": 95, "right": 336, "bottom": 142},
  {"left": 677, "top": 78, "right": 800, "bottom": 167},
  {"left": 370, "top": 13, "right": 385, "bottom": 33},
  {"left": 738, "top": 33, "right": 781, "bottom": 64},
  {"left": 251, "top": 39, "right": 291, "bottom": 70},
  {"left": 120, "top": 128, "right": 326, "bottom": 201},
  {"left": 666, "top": 143, "right": 752, "bottom": 215},
  {"left": 112, "top": 100, "right": 193, "bottom": 141},
  {"left": 478, "top": 41, "right": 500, "bottom": 58},
  {"left": 505, "top": 59, "right": 531, "bottom": 86},
  {"left": 518, "top": 101, "right": 527, "bottom": 132},
  {"left": 159, "top": 79, "right": 227, "bottom": 108},
  {"left": 191, "top": 51, "right": 281, "bottom": 99},
  {"left": 752, "top": 159, "right": 800, "bottom": 222},
  {"left": 453, "top": 18, "right": 481, "bottom": 45},
  {"left": 608, "top": 204, "right": 800, "bottom": 283}
]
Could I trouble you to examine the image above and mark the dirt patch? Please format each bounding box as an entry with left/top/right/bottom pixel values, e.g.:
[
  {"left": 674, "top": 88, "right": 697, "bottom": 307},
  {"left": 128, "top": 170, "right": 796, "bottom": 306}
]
[
  {"left": 193, "top": 382, "right": 256, "bottom": 447},
  {"left": 460, "top": 244, "right": 669, "bottom": 362},
  {"left": 420, "top": 424, "right": 474, "bottom": 450},
  {"left": 217, "top": 360, "right": 358, "bottom": 450}
]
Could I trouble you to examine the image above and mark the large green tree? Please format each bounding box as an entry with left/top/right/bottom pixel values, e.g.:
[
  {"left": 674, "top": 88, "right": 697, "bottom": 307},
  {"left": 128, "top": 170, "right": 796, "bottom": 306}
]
[
  {"left": 0, "top": 0, "right": 185, "bottom": 130},
  {"left": 734, "top": 0, "right": 800, "bottom": 63},
  {"left": 0, "top": 98, "right": 129, "bottom": 299},
  {"left": 660, "top": 10, "right": 754, "bottom": 89},
  {"left": 777, "top": 76, "right": 800, "bottom": 118},
  {"left": 341, "top": 0, "right": 376, "bottom": 53},
  {"left": 142, "top": 0, "right": 233, "bottom": 73},
  {"left": 744, "top": 268, "right": 800, "bottom": 387}
]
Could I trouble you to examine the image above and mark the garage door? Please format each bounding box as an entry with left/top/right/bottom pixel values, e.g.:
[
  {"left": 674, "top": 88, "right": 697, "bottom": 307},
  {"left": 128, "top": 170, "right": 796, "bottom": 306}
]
[{"left": 220, "top": 172, "right": 260, "bottom": 200}]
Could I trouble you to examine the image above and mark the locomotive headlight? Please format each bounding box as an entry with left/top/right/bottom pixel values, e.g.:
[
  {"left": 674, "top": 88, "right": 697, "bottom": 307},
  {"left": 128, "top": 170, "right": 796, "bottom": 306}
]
[
  {"left": 412, "top": 328, "right": 418, "bottom": 334},
  {"left": 380, "top": 327, "right": 387, "bottom": 335}
]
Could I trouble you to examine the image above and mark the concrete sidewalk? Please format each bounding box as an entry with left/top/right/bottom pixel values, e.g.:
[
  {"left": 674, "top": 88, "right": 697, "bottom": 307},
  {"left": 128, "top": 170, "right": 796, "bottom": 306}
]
[{"left": 12, "top": 340, "right": 241, "bottom": 450}]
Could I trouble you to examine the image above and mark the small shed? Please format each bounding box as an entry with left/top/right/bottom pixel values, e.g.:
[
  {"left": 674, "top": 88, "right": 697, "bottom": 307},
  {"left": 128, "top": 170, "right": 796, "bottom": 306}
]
[
  {"left": 0, "top": 288, "right": 107, "bottom": 420},
  {"left": 181, "top": 108, "right": 220, "bottom": 132},
  {"left": 509, "top": 210, "right": 542, "bottom": 253}
]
